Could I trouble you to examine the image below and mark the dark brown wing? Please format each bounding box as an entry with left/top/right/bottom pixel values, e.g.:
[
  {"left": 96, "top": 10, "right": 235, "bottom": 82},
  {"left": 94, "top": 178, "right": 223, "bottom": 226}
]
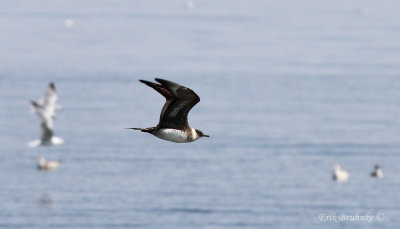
[
  {"left": 139, "top": 80, "right": 174, "bottom": 127},
  {"left": 139, "top": 80, "right": 173, "bottom": 99},
  {"left": 139, "top": 79, "right": 200, "bottom": 130},
  {"left": 155, "top": 78, "right": 200, "bottom": 130}
]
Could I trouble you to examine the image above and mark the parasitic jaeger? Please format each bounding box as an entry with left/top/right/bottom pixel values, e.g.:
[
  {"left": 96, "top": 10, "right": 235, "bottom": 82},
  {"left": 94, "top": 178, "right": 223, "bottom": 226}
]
[{"left": 127, "top": 78, "right": 209, "bottom": 143}]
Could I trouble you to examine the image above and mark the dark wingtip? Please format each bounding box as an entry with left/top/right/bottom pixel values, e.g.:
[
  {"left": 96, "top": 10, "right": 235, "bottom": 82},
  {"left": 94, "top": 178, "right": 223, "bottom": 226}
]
[
  {"left": 154, "top": 78, "right": 166, "bottom": 84},
  {"left": 49, "top": 82, "right": 55, "bottom": 90},
  {"left": 139, "top": 79, "right": 157, "bottom": 85},
  {"left": 30, "top": 100, "right": 39, "bottom": 107},
  {"left": 155, "top": 78, "right": 183, "bottom": 88}
]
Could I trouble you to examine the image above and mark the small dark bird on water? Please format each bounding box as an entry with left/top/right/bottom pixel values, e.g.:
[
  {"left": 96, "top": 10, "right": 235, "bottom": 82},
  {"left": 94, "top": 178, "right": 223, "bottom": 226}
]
[
  {"left": 127, "top": 78, "right": 209, "bottom": 143},
  {"left": 370, "top": 164, "right": 383, "bottom": 178}
]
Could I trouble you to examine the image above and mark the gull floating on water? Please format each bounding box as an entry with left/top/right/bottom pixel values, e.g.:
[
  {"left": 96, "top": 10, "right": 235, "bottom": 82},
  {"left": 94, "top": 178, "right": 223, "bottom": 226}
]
[
  {"left": 370, "top": 164, "right": 383, "bottom": 178},
  {"left": 127, "top": 78, "right": 209, "bottom": 143},
  {"left": 29, "top": 83, "right": 64, "bottom": 147},
  {"left": 64, "top": 18, "right": 74, "bottom": 28},
  {"left": 37, "top": 156, "right": 61, "bottom": 170},
  {"left": 37, "top": 194, "right": 54, "bottom": 205},
  {"left": 332, "top": 164, "right": 349, "bottom": 182}
]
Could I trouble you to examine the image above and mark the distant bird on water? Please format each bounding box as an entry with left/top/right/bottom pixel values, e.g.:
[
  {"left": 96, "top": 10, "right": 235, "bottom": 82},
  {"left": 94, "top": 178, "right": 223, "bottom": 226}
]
[
  {"left": 127, "top": 78, "right": 209, "bottom": 143},
  {"left": 184, "top": 0, "right": 194, "bottom": 11},
  {"left": 370, "top": 164, "right": 383, "bottom": 178},
  {"left": 29, "top": 83, "right": 64, "bottom": 147},
  {"left": 64, "top": 18, "right": 74, "bottom": 28},
  {"left": 37, "top": 156, "right": 61, "bottom": 170},
  {"left": 332, "top": 164, "right": 349, "bottom": 182}
]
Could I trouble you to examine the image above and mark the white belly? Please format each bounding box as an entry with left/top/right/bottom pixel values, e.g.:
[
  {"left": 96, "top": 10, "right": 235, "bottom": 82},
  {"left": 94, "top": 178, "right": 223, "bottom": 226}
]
[
  {"left": 154, "top": 128, "right": 193, "bottom": 143},
  {"left": 333, "top": 170, "right": 349, "bottom": 182},
  {"left": 38, "top": 161, "right": 60, "bottom": 170}
]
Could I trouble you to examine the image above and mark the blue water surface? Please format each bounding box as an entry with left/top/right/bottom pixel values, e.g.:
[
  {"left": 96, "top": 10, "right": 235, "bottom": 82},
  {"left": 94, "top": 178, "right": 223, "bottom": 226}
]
[{"left": 1, "top": 0, "right": 400, "bottom": 228}]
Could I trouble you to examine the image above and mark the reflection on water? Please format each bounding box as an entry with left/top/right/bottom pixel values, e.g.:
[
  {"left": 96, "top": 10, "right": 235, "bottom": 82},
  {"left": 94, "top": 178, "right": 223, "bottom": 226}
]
[{"left": 37, "top": 194, "right": 54, "bottom": 206}]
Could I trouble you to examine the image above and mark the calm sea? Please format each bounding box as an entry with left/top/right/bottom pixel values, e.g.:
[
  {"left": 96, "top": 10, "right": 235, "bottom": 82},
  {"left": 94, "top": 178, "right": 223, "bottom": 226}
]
[{"left": 1, "top": 0, "right": 399, "bottom": 228}]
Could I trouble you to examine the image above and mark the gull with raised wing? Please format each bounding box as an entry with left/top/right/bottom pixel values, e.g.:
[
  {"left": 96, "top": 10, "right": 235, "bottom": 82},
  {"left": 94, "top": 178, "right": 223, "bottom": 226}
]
[
  {"left": 29, "top": 83, "right": 64, "bottom": 147},
  {"left": 127, "top": 78, "right": 209, "bottom": 143}
]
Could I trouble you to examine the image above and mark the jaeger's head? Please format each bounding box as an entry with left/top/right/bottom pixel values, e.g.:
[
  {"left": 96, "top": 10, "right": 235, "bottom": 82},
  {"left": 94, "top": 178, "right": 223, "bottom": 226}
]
[{"left": 195, "top": 129, "right": 209, "bottom": 138}]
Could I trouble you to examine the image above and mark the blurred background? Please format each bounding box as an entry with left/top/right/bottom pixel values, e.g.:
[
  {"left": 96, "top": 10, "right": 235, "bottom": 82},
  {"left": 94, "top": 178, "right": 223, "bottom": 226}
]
[{"left": 0, "top": 0, "right": 399, "bottom": 228}]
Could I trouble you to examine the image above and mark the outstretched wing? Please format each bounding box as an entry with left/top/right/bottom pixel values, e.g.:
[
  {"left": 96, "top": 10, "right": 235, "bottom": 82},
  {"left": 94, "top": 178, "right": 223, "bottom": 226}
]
[
  {"left": 139, "top": 80, "right": 174, "bottom": 127},
  {"left": 155, "top": 78, "right": 200, "bottom": 129},
  {"left": 139, "top": 78, "right": 200, "bottom": 130},
  {"left": 42, "top": 82, "right": 58, "bottom": 109}
]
